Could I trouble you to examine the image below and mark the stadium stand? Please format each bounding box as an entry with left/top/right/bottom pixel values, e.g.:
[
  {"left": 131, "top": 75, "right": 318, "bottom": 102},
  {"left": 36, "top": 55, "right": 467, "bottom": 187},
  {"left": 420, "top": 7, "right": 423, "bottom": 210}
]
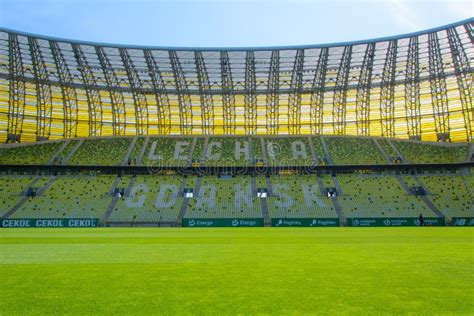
[
  {"left": 393, "top": 141, "right": 468, "bottom": 164},
  {"left": 267, "top": 175, "right": 337, "bottom": 218},
  {"left": 337, "top": 174, "right": 434, "bottom": 218},
  {"left": 0, "top": 142, "right": 61, "bottom": 164},
  {"left": 185, "top": 176, "right": 261, "bottom": 218},
  {"left": 418, "top": 174, "right": 473, "bottom": 218},
  {"left": 142, "top": 137, "right": 192, "bottom": 167},
  {"left": 265, "top": 137, "right": 313, "bottom": 166},
  {"left": 127, "top": 137, "right": 145, "bottom": 165},
  {"left": 109, "top": 175, "right": 189, "bottom": 223},
  {"left": 12, "top": 175, "right": 115, "bottom": 219},
  {"left": 69, "top": 138, "right": 130, "bottom": 165},
  {"left": 54, "top": 140, "right": 79, "bottom": 163},
  {"left": 0, "top": 175, "right": 38, "bottom": 217},
  {"left": 205, "top": 137, "right": 251, "bottom": 166},
  {"left": 325, "top": 137, "right": 386, "bottom": 165},
  {"left": 0, "top": 19, "right": 472, "bottom": 226}
]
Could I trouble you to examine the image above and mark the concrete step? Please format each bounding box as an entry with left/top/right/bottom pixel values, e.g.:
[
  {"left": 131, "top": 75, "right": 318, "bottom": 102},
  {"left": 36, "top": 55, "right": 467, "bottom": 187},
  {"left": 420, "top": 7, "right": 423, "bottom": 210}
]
[
  {"left": 62, "top": 139, "right": 84, "bottom": 164},
  {"left": 102, "top": 197, "right": 119, "bottom": 224},
  {"left": 121, "top": 137, "right": 137, "bottom": 166},
  {"left": 48, "top": 140, "right": 70, "bottom": 165},
  {"left": 320, "top": 136, "right": 333, "bottom": 165},
  {"left": 137, "top": 136, "right": 149, "bottom": 166},
  {"left": 1, "top": 196, "right": 29, "bottom": 219},
  {"left": 330, "top": 196, "right": 345, "bottom": 226},
  {"left": 373, "top": 138, "right": 392, "bottom": 164},
  {"left": 387, "top": 139, "right": 407, "bottom": 163}
]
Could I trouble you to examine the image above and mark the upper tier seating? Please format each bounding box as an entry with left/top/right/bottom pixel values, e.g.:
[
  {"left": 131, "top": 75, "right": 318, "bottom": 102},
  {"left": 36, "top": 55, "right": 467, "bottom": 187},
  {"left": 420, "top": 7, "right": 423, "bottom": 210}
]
[
  {"left": 0, "top": 142, "right": 61, "bottom": 164},
  {"left": 142, "top": 137, "right": 192, "bottom": 167},
  {"left": 265, "top": 137, "right": 314, "bottom": 166},
  {"left": 185, "top": 176, "right": 261, "bottom": 218},
  {"left": 204, "top": 137, "right": 251, "bottom": 166},
  {"left": 267, "top": 175, "right": 337, "bottom": 218},
  {"left": 325, "top": 137, "right": 386, "bottom": 165},
  {"left": 394, "top": 141, "right": 468, "bottom": 164},
  {"left": 337, "top": 174, "right": 434, "bottom": 218},
  {"left": 69, "top": 138, "right": 130, "bottom": 165}
]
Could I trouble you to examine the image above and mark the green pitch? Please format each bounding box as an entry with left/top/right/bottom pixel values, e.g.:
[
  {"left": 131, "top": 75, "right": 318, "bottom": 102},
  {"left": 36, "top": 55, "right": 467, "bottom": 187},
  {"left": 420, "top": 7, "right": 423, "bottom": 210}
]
[{"left": 1, "top": 228, "right": 473, "bottom": 315}]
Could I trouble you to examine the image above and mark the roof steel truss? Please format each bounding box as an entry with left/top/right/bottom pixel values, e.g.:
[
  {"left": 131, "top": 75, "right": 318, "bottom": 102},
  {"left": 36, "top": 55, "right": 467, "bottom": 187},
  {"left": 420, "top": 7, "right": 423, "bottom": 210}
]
[
  {"left": 194, "top": 51, "right": 214, "bottom": 135},
  {"left": 380, "top": 40, "right": 397, "bottom": 138},
  {"left": 28, "top": 37, "right": 53, "bottom": 140},
  {"left": 266, "top": 50, "right": 279, "bottom": 135},
  {"left": 309, "top": 47, "right": 329, "bottom": 135},
  {"left": 95, "top": 46, "right": 126, "bottom": 135},
  {"left": 50, "top": 41, "right": 78, "bottom": 138},
  {"left": 119, "top": 48, "right": 149, "bottom": 135},
  {"left": 169, "top": 50, "right": 193, "bottom": 135},
  {"left": 356, "top": 43, "right": 375, "bottom": 136},
  {"left": 447, "top": 27, "right": 472, "bottom": 141},
  {"left": 428, "top": 32, "right": 450, "bottom": 141},
  {"left": 404, "top": 36, "right": 422, "bottom": 140},
  {"left": 7, "top": 34, "right": 25, "bottom": 142},
  {"left": 288, "top": 49, "right": 304, "bottom": 134},
  {"left": 244, "top": 51, "right": 257, "bottom": 135},
  {"left": 220, "top": 51, "right": 236, "bottom": 134},
  {"left": 72, "top": 43, "right": 103, "bottom": 136},
  {"left": 143, "top": 50, "right": 171, "bottom": 135},
  {"left": 333, "top": 45, "right": 352, "bottom": 135}
]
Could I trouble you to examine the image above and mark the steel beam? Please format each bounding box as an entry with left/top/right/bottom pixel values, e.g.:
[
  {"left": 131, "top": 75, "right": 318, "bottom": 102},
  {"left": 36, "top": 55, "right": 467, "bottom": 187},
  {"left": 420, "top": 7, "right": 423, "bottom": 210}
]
[
  {"left": 220, "top": 51, "right": 236, "bottom": 135},
  {"left": 333, "top": 46, "right": 352, "bottom": 135},
  {"left": 169, "top": 50, "right": 193, "bottom": 135},
  {"left": 447, "top": 27, "right": 472, "bottom": 141},
  {"left": 50, "top": 41, "right": 78, "bottom": 138},
  {"left": 355, "top": 43, "right": 375, "bottom": 136},
  {"left": 244, "top": 51, "right": 257, "bottom": 135},
  {"left": 7, "top": 34, "right": 25, "bottom": 142},
  {"left": 310, "top": 48, "right": 329, "bottom": 135},
  {"left": 428, "top": 32, "right": 450, "bottom": 141},
  {"left": 143, "top": 50, "right": 171, "bottom": 135},
  {"left": 288, "top": 49, "right": 304, "bottom": 134},
  {"left": 28, "top": 37, "right": 52, "bottom": 141},
  {"left": 72, "top": 44, "right": 103, "bottom": 137},
  {"left": 266, "top": 50, "right": 279, "bottom": 134},
  {"left": 380, "top": 40, "right": 397, "bottom": 138},
  {"left": 404, "top": 36, "right": 422, "bottom": 140},
  {"left": 95, "top": 46, "right": 126, "bottom": 135},
  {"left": 194, "top": 51, "right": 214, "bottom": 135},
  {"left": 119, "top": 48, "right": 149, "bottom": 135}
]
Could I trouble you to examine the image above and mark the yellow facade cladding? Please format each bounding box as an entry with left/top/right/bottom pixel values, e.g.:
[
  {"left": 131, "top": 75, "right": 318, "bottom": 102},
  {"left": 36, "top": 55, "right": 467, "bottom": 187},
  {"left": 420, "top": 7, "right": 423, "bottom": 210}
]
[{"left": 0, "top": 19, "right": 472, "bottom": 143}]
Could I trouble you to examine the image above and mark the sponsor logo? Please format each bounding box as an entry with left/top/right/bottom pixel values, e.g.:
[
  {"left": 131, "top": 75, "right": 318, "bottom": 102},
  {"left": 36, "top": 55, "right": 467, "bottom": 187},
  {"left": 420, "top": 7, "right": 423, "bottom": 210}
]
[
  {"left": 232, "top": 219, "right": 239, "bottom": 227},
  {"left": 383, "top": 219, "right": 391, "bottom": 226},
  {"left": 188, "top": 220, "right": 196, "bottom": 227},
  {"left": 352, "top": 219, "right": 360, "bottom": 226}
]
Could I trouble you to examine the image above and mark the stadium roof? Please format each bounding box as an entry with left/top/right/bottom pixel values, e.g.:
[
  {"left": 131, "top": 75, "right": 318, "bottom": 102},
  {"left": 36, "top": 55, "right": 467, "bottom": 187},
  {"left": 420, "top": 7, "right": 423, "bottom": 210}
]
[{"left": 0, "top": 18, "right": 472, "bottom": 142}]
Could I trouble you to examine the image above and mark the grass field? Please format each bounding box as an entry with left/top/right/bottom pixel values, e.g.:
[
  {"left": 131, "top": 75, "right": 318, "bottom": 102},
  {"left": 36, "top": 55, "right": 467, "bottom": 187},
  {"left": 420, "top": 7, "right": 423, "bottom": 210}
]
[{"left": 1, "top": 228, "right": 473, "bottom": 315}]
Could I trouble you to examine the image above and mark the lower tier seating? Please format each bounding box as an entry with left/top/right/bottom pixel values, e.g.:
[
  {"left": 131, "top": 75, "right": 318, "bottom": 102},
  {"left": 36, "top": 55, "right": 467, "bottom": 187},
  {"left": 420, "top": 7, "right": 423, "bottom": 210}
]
[
  {"left": 267, "top": 175, "right": 337, "bottom": 218},
  {"left": 418, "top": 174, "right": 473, "bottom": 218},
  {"left": 13, "top": 175, "right": 115, "bottom": 219},
  {"left": 337, "top": 174, "right": 434, "bottom": 218},
  {"left": 110, "top": 175, "right": 189, "bottom": 223},
  {"left": 185, "top": 176, "right": 261, "bottom": 218}
]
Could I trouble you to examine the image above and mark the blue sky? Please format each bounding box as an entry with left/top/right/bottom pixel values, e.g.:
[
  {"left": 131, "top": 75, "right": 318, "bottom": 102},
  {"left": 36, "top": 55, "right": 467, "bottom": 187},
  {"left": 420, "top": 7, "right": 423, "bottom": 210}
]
[{"left": 0, "top": 0, "right": 472, "bottom": 48}]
